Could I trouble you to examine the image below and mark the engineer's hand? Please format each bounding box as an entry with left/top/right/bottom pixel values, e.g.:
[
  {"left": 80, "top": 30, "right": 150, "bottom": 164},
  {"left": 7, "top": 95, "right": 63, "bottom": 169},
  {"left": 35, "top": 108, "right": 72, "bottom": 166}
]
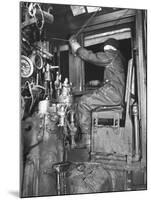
[
  {"left": 69, "top": 35, "right": 81, "bottom": 54},
  {"left": 69, "top": 35, "right": 77, "bottom": 44}
]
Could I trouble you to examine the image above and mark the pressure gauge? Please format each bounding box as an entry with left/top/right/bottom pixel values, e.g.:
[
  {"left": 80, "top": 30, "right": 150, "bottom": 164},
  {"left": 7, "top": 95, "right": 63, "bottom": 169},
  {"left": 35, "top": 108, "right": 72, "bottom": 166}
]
[
  {"left": 34, "top": 54, "right": 43, "bottom": 69},
  {"left": 21, "top": 55, "right": 34, "bottom": 78},
  {"left": 30, "top": 52, "right": 43, "bottom": 70}
]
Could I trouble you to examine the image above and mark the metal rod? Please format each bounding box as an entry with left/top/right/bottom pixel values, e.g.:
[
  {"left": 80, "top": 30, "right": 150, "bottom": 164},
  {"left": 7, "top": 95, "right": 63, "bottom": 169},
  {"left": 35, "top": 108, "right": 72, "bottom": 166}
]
[
  {"left": 57, "top": 170, "right": 61, "bottom": 195},
  {"left": 51, "top": 38, "right": 69, "bottom": 42},
  {"left": 132, "top": 103, "right": 140, "bottom": 160}
]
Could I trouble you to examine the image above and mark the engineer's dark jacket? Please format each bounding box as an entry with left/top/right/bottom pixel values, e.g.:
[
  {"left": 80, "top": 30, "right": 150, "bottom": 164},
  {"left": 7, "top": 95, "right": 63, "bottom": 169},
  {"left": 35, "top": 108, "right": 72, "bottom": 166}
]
[{"left": 77, "top": 47, "right": 126, "bottom": 101}]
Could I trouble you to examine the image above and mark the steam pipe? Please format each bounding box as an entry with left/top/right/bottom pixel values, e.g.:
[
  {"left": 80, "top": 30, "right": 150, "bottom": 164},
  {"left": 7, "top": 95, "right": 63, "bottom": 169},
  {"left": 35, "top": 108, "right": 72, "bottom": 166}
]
[
  {"left": 132, "top": 103, "right": 140, "bottom": 161},
  {"left": 35, "top": 10, "right": 54, "bottom": 24}
]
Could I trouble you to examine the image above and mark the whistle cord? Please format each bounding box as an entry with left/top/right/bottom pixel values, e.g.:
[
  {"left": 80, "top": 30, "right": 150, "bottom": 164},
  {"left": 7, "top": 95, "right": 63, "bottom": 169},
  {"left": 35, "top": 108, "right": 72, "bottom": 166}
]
[{"left": 74, "top": 7, "right": 101, "bottom": 38}]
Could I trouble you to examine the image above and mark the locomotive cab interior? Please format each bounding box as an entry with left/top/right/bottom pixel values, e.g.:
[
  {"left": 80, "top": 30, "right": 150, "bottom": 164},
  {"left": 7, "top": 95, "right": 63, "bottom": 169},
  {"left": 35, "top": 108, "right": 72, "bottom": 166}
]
[{"left": 20, "top": 3, "right": 147, "bottom": 197}]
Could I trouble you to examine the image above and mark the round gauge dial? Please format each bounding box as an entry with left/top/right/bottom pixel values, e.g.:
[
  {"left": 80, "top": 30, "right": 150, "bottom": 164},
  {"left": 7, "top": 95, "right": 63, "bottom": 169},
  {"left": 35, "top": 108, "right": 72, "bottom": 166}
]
[
  {"left": 21, "top": 55, "right": 34, "bottom": 78},
  {"left": 34, "top": 54, "right": 43, "bottom": 69}
]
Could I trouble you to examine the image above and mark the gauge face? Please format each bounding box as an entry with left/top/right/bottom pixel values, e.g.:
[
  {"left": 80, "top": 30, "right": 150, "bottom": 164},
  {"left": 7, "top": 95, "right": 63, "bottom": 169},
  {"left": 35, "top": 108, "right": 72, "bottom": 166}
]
[
  {"left": 35, "top": 54, "right": 43, "bottom": 69},
  {"left": 21, "top": 55, "right": 34, "bottom": 78}
]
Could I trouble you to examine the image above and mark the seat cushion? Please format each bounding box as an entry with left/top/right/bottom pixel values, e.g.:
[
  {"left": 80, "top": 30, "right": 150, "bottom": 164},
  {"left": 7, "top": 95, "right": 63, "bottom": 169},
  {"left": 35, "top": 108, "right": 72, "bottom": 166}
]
[{"left": 92, "top": 104, "right": 123, "bottom": 112}]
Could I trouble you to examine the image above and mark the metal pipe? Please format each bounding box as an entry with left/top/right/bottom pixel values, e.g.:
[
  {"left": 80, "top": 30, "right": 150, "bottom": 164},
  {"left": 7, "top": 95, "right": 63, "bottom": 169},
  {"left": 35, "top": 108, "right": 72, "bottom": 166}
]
[
  {"left": 132, "top": 103, "right": 140, "bottom": 161},
  {"left": 36, "top": 9, "right": 54, "bottom": 24},
  {"left": 51, "top": 38, "right": 69, "bottom": 42}
]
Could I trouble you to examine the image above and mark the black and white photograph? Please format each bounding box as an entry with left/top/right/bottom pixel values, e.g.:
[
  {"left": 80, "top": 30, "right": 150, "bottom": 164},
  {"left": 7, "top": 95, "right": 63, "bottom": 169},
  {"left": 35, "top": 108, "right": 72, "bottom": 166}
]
[{"left": 20, "top": 1, "right": 147, "bottom": 198}]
